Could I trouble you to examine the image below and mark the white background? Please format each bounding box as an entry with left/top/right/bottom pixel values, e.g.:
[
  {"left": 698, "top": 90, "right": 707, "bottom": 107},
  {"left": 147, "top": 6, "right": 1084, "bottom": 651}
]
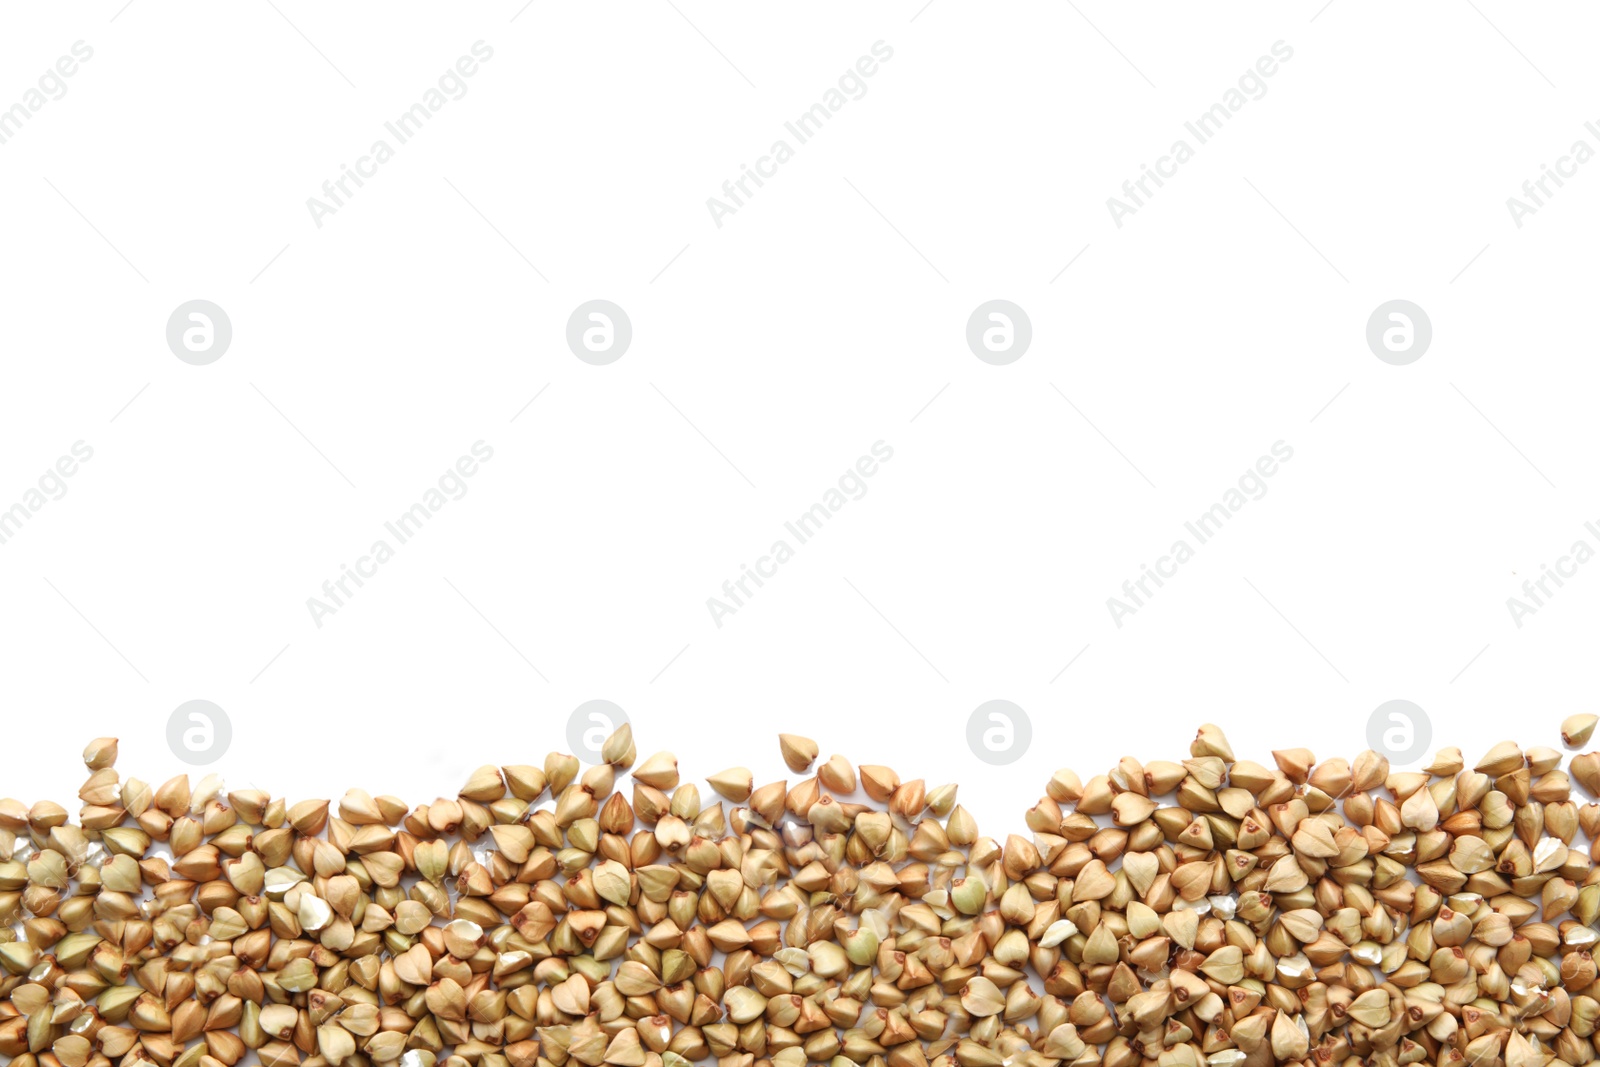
[{"left": 1, "top": 1, "right": 1596, "bottom": 837}]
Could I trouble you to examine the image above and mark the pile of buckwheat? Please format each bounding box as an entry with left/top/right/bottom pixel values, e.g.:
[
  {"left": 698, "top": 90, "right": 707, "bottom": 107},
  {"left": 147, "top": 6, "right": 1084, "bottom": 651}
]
[{"left": 6, "top": 720, "right": 1600, "bottom": 1067}]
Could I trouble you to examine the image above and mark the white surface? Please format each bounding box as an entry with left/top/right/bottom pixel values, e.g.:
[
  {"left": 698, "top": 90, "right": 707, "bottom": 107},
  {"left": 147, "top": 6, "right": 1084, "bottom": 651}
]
[{"left": 0, "top": 1, "right": 1595, "bottom": 840}]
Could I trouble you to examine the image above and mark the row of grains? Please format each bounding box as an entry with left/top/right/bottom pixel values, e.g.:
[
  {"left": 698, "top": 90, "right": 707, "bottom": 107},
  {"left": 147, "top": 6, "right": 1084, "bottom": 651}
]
[{"left": 6, "top": 722, "right": 1600, "bottom": 1067}]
